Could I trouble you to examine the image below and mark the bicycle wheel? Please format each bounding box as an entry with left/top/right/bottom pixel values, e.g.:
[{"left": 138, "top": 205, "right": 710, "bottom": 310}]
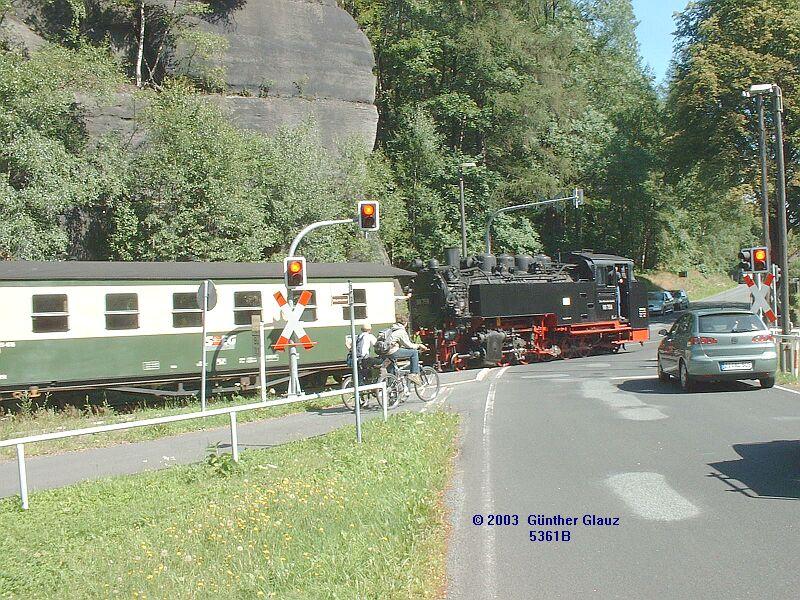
[
  {"left": 377, "top": 374, "right": 403, "bottom": 409},
  {"left": 414, "top": 366, "right": 440, "bottom": 402},
  {"left": 340, "top": 375, "right": 368, "bottom": 410}
]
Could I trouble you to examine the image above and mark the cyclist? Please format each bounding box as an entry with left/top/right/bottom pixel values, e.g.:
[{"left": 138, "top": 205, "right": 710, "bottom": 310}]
[
  {"left": 347, "top": 324, "right": 378, "bottom": 378},
  {"left": 382, "top": 315, "right": 428, "bottom": 384}
]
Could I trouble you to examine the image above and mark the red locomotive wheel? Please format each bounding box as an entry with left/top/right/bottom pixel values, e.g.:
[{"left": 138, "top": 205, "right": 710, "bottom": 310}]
[
  {"left": 576, "top": 338, "right": 592, "bottom": 358},
  {"left": 450, "top": 353, "right": 468, "bottom": 371}
]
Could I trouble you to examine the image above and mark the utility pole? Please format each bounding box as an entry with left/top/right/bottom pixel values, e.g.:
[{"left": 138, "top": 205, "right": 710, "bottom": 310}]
[
  {"left": 458, "top": 162, "right": 476, "bottom": 257},
  {"left": 771, "top": 84, "right": 791, "bottom": 339}
]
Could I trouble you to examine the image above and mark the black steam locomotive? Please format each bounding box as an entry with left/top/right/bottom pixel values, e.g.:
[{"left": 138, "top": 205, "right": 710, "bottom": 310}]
[{"left": 408, "top": 248, "right": 649, "bottom": 370}]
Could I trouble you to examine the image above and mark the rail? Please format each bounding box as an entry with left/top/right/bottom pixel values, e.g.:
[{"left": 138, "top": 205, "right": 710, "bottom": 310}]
[{"left": 1, "top": 382, "right": 387, "bottom": 510}]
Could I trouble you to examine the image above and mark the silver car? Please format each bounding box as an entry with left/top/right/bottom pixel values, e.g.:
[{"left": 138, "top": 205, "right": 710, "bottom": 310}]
[
  {"left": 657, "top": 310, "right": 777, "bottom": 391},
  {"left": 648, "top": 291, "right": 675, "bottom": 315}
]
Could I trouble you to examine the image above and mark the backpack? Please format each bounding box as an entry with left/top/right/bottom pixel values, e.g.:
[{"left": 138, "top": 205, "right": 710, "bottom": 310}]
[{"left": 373, "top": 327, "right": 394, "bottom": 355}]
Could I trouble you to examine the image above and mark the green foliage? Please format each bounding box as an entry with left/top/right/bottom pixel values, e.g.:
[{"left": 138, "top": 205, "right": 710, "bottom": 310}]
[
  {"left": 664, "top": 0, "right": 799, "bottom": 272},
  {"left": 0, "top": 43, "right": 122, "bottom": 259},
  {"left": 344, "top": 0, "right": 680, "bottom": 267},
  {"left": 204, "top": 442, "right": 239, "bottom": 476},
  {"left": 102, "top": 81, "right": 388, "bottom": 262}
]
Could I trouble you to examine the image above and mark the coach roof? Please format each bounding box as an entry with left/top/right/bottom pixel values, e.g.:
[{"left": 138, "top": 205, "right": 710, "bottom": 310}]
[{"left": 0, "top": 261, "right": 415, "bottom": 281}]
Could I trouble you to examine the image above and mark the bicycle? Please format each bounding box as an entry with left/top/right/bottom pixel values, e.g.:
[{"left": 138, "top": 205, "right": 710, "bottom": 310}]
[
  {"left": 379, "top": 358, "right": 440, "bottom": 409},
  {"left": 340, "top": 358, "right": 440, "bottom": 410},
  {"left": 340, "top": 358, "right": 384, "bottom": 410}
]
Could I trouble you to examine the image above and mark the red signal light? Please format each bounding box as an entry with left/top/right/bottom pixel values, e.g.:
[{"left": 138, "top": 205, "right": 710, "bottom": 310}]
[
  {"left": 283, "top": 256, "right": 306, "bottom": 288},
  {"left": 357, "top": 201, "right": 379, "bottom": 231}
]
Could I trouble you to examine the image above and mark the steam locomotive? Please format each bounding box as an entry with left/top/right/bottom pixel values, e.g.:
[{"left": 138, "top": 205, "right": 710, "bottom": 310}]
[{"left": 408, "top": 248, "right": 649, "bottom": 370}]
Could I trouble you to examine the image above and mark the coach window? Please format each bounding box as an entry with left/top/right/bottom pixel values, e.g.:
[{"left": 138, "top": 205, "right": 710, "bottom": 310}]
[
  {"left": 105, "top": 293, "right": 139, "bottom": 330},
  {"left": 172, "top": 293, "right": 202, "bottom": 328},
  {"left": 31, "top": 294, "right": 69, "bottom": 333},
  {"left": 341, "top": 288, "right": 368, "bottom": 320},
  {"left": 234, "top": 291, "right": 262, "bottom": 326},
  {"left": 291, "top": 290, "right": 317, "bottom": 322}
]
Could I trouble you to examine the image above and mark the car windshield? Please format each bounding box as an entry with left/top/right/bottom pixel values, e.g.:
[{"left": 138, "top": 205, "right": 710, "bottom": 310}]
[
  {"left": 698, "top": 313, "right": 765, "bottom": 333},
  {"left": 647, "top": 292, "right": 662, "bottom": 300}
]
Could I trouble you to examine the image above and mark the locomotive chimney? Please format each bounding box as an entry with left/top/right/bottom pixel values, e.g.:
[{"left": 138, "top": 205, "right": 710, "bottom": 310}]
[{"left": 444, "top": 247, "right": 461, "bottom": 268}]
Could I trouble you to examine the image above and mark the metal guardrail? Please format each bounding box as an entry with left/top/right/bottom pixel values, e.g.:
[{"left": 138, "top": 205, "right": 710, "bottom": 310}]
[
  {"left": 772, "top": 332, "right": 800, "bottom": 377},
  {"left": 1, "top": 383, "right": 387, "bottom": 510}
]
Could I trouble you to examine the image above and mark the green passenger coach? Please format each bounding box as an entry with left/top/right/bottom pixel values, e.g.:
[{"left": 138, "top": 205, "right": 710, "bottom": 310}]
[{"left": 0, "top": 262, "right": 413, "bottom": 398}]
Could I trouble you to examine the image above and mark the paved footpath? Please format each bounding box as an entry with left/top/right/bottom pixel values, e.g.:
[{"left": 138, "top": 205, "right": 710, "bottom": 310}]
[{"left": 0, "top": 376, "right": 464, "bottom": 499}]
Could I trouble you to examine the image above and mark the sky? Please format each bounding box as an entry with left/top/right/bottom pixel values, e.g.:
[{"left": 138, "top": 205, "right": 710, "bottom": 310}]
[{"left": 630, "top": 0, "right": 689, "bottom": 83}]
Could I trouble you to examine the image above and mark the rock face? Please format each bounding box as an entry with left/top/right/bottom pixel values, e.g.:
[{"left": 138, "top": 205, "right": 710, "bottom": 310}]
[
  {"left": 0, "top": 15, "right": 46, "bottom": 54},
  {"left": 78, "top": 0, "right": 379, "bottom": 151},
  {"left": 204, "top": 0, "right": 375, "bottom": 105}
]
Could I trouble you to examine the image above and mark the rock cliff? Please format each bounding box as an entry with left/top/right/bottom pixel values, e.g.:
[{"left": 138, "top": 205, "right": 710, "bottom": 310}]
[{"left": 3, "top": 0, "right": 379, "bottom": 151}]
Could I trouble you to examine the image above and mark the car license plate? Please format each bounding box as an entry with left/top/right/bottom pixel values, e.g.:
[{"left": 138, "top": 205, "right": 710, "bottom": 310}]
[{"left": 720, "top": 361, "right": 753, "bottom": 372}]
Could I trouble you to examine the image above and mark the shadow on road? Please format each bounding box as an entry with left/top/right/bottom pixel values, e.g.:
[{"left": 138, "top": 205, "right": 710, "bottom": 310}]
[
  {"left": 708, "top": 440, "right": 800, "bottom": 500},
  {"left": 618, "top": 378, "right": 759, "bottom": 395}
]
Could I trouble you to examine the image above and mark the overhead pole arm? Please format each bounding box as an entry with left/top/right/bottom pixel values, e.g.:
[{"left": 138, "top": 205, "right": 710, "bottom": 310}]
[
  {"left": 485, "top": 189, "right": 583, "bottom": 254},
  {"left": 289, "top": 218, "right": 356, "bottom": 257}
]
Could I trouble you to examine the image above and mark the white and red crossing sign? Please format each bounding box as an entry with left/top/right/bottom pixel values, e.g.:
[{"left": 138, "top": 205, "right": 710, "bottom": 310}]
[
  {"left": 743, "top": 273, "right": 777, "bottom": 323},
  {"left": 272, "top": 290, "right": 316, "bottom": 351}
]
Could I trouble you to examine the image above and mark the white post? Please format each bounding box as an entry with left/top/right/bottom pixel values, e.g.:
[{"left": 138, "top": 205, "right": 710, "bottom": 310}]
[
  {"left": 229, "top": 412, "right": 239, "bottom": 462},
  {"left": 381, "top": 381, "right": 388, "bottom": 423},
  {"left": 200, "top": 280, "right": 208, "bottom": 412},
  {"left": 16, "top": 443, "right": 28, "bottom": 510},
  {"left": 348, "top": 280, "right": 363, "bottom": 443},
  {"left": 755, "top": 273, "right": 763, "bottom": 319},
  {"left": 259, "top": 320, "right": 267, "bottom": 404}
]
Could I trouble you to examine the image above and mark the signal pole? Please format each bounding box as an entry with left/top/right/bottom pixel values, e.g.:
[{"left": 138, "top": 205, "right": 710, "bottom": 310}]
[
  {"left": 771, "top": 85, "right": 791, "bottom": 338},
  {"left": 755, "top": 96, "right": 771, "bottom": 255}
]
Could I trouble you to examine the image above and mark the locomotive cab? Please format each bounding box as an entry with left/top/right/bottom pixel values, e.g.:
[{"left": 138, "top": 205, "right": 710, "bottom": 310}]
[{"left": 566, "top": 252, "right": 648, "bottom": 330}]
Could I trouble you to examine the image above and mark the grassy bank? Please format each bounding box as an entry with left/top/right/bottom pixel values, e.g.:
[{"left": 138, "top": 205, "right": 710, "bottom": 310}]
[
  {"left": 637, "top": 270, "right": 737, "bottom": 302},
  {"left": 0, "top": 391, "right": 345, "bottom": 462},
  {"left": 0, "top": 412, "right": 459, "bottom": 599}
]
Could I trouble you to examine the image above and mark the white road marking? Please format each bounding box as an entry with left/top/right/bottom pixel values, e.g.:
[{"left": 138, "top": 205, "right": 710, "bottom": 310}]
[
  {"left": 481, "top": 365, "right": 507, "bottom": 599},
  {"left": 442, "top": 367, "right": 493, "bottom": 388},
  {"left": 582, "top": 379, "right": 667, "bottom": 420},
  {"left": 521, "top": 374, "right": 570, "bottom": 379},
  {"left": 606, "top": 472, "right": 700, "bottom": 521},
  {"left": 609, "top": 375, "right": 657, "bottom": 381},
  {"left": 776, "top": 385, "right": 800, "bottom": 396},
  {"left": 420, "top": 387, "right": 451, "bottom": 413}
]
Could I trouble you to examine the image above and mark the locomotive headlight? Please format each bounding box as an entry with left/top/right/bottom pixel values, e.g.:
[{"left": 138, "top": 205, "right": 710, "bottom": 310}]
[{"left": 444, "top": 329, "right": 458, "bottom": 341}]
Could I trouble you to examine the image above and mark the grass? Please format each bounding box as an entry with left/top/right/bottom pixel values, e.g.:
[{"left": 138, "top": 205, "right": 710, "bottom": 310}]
[
  {"left": 0, "top": 411, "right": 459, "bottom": 599},
  {"left": 0, "top": 390, "right": 345, "bottom": 462},
  {"left": 637, "top": 270, "right": 737, "bottom": 302}
]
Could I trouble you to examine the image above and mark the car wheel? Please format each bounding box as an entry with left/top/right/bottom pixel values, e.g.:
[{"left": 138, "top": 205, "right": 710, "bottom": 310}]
[
  {"left": 760, "top": 376, "right": 776, "bottom": 389},
  {"left": 657, "top": 357, "right": 670, "bottom": 382},
  {"left": 679, "top": 361, "right": 695, "bottom": 392}
]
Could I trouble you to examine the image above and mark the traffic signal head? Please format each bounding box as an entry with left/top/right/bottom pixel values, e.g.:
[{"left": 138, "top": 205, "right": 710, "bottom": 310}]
[
  {"left": 358, "top": 201, "right": 379, "bottom": 231},
  {"left": 738, "top": 248, "right": 752, "bottom": 272},
  {"left": 284, "top": 256, "right": 306, "bottom": 289},
  {"left": 752, "top": 246, "right": 769, "bottom": 273}
]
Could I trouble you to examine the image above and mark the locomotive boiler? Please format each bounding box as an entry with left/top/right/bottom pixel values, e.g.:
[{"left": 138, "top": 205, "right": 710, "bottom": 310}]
[{"left": 408, "top": 248, "right": 649, "bottom": 370}]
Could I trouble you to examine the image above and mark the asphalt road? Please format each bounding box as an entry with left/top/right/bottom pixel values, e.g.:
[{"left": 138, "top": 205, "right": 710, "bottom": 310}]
[{"left": 445, "top": 285, "right": 800, "bottom": 599}]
